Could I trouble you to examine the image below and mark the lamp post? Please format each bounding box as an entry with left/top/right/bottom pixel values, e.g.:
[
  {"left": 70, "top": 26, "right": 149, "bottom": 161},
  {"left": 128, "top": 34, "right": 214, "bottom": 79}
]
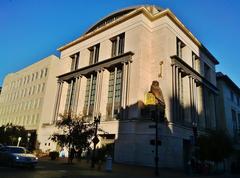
[
  {"left": 27, "top": 132, "right": 31, "bottom": 150},
  {"left": 91, "top": 113, "right": 101, "bottom": 168}
]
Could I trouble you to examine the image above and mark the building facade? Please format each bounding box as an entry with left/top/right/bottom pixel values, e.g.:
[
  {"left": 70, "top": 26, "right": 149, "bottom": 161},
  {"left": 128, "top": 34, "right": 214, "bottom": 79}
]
[
  {"left": 53, "top": 5, "right": 219, "bottom": 168},
  {"left": 0, "top": 55, "right": 62, "bottom": 151},
  {"left": 216, "top": 72, "right": 240, "bottom": 144}
]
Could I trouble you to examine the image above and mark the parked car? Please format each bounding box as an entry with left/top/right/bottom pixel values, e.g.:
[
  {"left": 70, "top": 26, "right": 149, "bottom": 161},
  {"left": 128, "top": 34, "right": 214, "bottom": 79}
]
[{"left": 0, "top": 146, "right": 38, "bottom": 168}]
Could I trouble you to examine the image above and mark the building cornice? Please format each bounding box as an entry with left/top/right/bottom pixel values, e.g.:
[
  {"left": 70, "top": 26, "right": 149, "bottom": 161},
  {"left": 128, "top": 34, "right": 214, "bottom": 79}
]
[
  {"left": 171, "top": 55, "right": 218, "bottom": 93},
  {"left": 58, "top": 6, "right": 219, "bottom": 65},
  {"left": 57, "top": 51, "right": 134, "bottom": 81},
  {"left": 217, "top": 72, "right": 240, "bottom": 96}
]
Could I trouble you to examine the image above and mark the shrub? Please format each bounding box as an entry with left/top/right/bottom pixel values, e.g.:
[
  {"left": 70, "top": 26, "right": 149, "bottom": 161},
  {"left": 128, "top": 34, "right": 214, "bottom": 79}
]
[{"left": 49, "top": 151, "right": 59, "bottom": 160}]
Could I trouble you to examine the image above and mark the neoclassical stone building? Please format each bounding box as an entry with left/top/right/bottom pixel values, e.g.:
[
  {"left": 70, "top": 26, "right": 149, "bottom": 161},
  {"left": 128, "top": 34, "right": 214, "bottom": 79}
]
[{"left": 53, "top": 5, "right": 219, "bottom": 168}]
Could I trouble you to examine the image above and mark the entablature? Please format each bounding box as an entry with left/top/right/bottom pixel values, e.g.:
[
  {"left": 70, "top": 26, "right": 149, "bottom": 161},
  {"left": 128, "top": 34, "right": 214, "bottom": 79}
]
[
  {"left": 171, "top": 55, "right": 218, "bottom": 94},
  {"left": 58, "top": 51, "right": 134, "bottom": 82}
]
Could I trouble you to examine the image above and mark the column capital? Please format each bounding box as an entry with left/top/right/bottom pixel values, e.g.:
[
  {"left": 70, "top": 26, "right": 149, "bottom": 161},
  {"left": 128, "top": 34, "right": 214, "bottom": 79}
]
[
  {"left": 57, "top": 79, "right": 64, "bottom": 84},
  {"left": 75, "top": 75, "right": 82, "bottom": 80}
]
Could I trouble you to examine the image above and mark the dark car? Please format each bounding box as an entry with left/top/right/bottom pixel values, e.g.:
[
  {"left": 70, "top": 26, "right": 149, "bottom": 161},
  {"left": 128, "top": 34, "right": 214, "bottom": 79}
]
[{"left": 0, "top": 146, "right": 38, "bottom": 168}]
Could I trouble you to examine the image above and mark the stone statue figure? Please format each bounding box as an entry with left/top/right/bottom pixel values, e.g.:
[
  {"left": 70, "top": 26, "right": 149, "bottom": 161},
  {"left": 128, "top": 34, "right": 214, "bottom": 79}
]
[{"left": 150, "top": 81, "right": 165, "bottom": 106}]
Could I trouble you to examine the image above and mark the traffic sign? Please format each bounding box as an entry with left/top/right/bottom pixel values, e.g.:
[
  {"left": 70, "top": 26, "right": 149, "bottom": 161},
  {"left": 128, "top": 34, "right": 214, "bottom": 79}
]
[{"left": 92, "top": 136, "right": 100, "bottom": 144}]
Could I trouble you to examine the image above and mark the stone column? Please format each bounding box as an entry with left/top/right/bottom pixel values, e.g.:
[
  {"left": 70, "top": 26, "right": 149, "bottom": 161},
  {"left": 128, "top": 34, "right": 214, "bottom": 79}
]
[
  {"left": 197, "top": 84, "right": 204, "bottom": 128},
  {"left": 93, "top": 71, "right": 100, "bottom": 115},
  {"left": 171, "top": 65, "right": 176, "bottom": 122},
  {"left": 98, "top": 69, "right": 104, "bottom": 113},
  {"left": 178, "top": 69, "right": 183, "bottom": 122},
  {"left": 111, "top": 67, "right": 118, "bottom": 117},
  {"left": 121, "top": 62, "right": 127, "bottom": 109},
  {"left": 67, "top": 80, "right": 74, "bottom": 113},
  {"left": 87, "top": 74, "right": 93, "bottom": 115},
  {"left": 175, "top": 66, "right": 179, "bottom": 122},
  {"left": 194, "top": 79, "right": 199, "bottom": 123},
  {"left": 73, "top": 76, "right": 82, "bottom": 114},
  {"left": 189, "top": 76, "right": 194, "bottom": 123},
  {"left": 52, "top": 81, "right": 63, "bottom": 123},
  {"left": 126, "top": 61, "right": 131, "bottom": 107},
  {"left": 94, "top": 69, "right": 104, "bottom": 115},
  {"left": 125, "top": 61, "right": 132, "bottom": 119}
]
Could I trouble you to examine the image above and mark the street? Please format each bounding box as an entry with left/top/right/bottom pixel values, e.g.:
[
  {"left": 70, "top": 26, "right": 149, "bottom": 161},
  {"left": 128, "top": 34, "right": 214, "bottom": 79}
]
[{"left": 0, "top": 158, "right": 239, "bottom": 178}]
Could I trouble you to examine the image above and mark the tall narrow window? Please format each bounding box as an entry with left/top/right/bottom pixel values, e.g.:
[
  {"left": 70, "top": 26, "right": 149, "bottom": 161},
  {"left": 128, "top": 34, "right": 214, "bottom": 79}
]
[
  {"left": 44, "top": 68, "right": 48, "bottom": 77},
  {"left": 176, "top": 38, "right": 185, "bottom": 58},
  {"left": 89, "top": 44, "right": 100, "bottom": 65},
  {"left": 83, "top": 74, "right": 97, "bottom": 116},
  {"left": 70, "top": 52, "right": 80, "bottom": 71},
  {"left": 179, "top": 73, "right": 185, "bottom": 123},
  {"left": 111, "top": 33, "right": 125, "bottom": 57},
  {"left": 32, "top": 73, "right": 35, "bottom": 81},
  {"left": 106, "top": 66, "right": 123, "bottom": 119},
  {"left": 27, "top": 75, "right": 30, "bottom": 83},
  {"left": 65, "top": 79, "right": 77, "bottom": 114},
  {"left": 40, "top": 69, "right": 44, "bottom": 78}
]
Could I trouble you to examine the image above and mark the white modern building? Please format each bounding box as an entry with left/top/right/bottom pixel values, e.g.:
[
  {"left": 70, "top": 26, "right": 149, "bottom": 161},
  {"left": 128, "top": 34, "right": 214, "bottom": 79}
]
[
  {"left": 0, "top": 55, "right": 63, "bottom": 151},
  {"left": 53, "top": 5, "right": 219, "bottom": 168}
]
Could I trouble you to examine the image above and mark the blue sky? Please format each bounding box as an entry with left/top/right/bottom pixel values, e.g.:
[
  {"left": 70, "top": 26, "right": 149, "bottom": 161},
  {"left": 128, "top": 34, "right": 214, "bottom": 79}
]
[{"left": 0, "top": 0, "right": 240, "bottom": 87}]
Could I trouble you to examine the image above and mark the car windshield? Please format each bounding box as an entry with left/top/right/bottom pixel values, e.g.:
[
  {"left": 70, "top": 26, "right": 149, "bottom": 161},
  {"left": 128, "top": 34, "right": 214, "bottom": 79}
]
[{"left": 8, "top": 147, "right": 26, "bottom": 153}]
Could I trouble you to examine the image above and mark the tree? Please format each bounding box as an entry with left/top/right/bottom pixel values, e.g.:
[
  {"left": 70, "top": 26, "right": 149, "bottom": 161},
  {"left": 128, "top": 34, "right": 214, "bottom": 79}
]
[
  {"left": 197, "top": 130, "right": 233, "bottom": 163},
  {"left": 50, "top": 113, "right": 95, "bottom": 160},
  {"left": 0, "top": 124, "right": 28, "bottom": 147}
]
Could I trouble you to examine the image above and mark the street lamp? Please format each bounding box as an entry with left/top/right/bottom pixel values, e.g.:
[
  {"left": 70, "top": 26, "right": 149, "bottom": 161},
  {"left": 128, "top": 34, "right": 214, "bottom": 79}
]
[{"left": 91, "top": 113, "right": 101, "bottom": 168}]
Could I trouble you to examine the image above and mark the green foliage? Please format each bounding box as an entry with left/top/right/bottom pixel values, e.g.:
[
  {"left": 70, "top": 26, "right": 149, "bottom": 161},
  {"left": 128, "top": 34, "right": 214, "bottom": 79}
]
[
  {"left": 197, "top": 130, "right": 233, "bottom": 162},
  {"left": 50, "top": 113, "right": 95, "bottom": 152},
  {"left": 0, "top": 124, "right": 28, "bottom": 147}
]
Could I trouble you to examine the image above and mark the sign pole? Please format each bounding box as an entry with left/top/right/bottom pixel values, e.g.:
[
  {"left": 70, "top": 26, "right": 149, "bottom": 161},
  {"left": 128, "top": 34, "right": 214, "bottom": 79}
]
[
  {"left": 155, "top": 104, "right": 159, "bottom": 176},
  {"left": 91, "top": 114, "right": 101, "bottom": 168}
]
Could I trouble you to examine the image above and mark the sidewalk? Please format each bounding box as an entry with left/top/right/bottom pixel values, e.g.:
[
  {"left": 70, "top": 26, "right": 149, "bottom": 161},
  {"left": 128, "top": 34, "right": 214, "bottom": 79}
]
[{"left": 39, "top": 157, "right": 237, "bottom": 178}]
